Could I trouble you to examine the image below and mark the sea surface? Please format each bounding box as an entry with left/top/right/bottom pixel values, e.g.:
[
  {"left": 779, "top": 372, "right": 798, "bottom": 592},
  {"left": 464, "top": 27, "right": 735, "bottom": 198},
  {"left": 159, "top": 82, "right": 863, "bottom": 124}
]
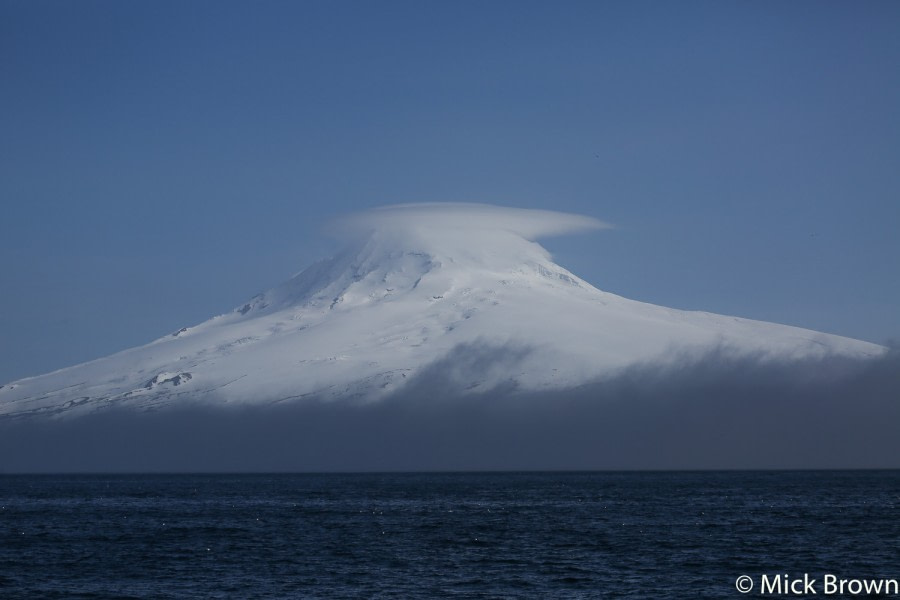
[{"left": 1, "top": 471, "right": 899, "bottom": 598}]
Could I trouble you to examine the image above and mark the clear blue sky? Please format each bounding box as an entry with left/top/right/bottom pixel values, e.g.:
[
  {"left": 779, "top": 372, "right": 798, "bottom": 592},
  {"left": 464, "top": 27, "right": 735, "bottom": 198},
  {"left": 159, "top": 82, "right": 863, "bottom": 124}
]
[{"left": 2, "top": 0, "right": 898, "bottom": 383}]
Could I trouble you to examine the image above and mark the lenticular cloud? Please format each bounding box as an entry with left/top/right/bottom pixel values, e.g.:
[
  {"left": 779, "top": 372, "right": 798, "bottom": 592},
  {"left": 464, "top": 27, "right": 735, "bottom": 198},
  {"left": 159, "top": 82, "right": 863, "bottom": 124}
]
[{"left": 334, "top": 202, "right": 612, "bottom": 241}]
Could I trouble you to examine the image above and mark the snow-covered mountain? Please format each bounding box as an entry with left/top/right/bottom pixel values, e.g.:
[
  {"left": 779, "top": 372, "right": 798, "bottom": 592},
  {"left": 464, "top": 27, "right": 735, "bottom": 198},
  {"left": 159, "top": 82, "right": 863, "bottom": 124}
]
[{"left": 0, "top": 204, "right": 884, "bottom": 419}]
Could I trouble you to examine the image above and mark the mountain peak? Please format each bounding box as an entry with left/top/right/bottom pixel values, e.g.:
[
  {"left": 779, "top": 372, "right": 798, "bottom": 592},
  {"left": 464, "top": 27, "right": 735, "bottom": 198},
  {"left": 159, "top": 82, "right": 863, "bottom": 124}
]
[{"left": 237, "top": 204, "right": 605, "bottom": 317}]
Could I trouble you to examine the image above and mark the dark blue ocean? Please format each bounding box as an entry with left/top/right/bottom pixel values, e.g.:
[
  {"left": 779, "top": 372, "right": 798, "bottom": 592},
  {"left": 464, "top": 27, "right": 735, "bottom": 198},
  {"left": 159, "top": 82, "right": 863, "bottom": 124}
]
[{"left": 1, "top": 471, "right": 899, "bottom": 598}]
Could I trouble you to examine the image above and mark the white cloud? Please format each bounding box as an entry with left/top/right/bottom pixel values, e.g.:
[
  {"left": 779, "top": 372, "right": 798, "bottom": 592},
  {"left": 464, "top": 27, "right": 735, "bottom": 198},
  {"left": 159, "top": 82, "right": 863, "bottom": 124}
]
[{"left": 333, "top": 202, "right": 611, "bottom": 241}]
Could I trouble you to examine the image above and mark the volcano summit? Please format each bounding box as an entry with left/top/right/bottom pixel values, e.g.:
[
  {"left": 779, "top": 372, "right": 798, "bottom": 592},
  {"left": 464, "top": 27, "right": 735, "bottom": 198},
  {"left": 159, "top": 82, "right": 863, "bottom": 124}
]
[{"left": 0, "top": 204, "right": 883, "bottom": 419}]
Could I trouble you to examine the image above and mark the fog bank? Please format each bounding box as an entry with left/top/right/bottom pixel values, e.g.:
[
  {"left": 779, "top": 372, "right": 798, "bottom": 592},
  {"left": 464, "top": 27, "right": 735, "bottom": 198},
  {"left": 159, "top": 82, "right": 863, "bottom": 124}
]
[{"left": 2, "top": 346, "right": 898, "bottom": 472}]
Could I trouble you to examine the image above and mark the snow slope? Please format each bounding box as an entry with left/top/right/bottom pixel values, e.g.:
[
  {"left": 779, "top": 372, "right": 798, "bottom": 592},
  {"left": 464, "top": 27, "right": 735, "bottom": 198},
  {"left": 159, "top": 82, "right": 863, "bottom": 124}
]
[{"left": 0, "top": 204, "right": 884, "bottom": 419}]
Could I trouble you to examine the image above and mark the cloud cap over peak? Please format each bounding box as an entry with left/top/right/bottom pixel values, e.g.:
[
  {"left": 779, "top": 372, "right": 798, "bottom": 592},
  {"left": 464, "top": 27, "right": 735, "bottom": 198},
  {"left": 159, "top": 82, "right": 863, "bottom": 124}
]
[{"left": 333, "top": 203, "right": 611, "bottom": 241}]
